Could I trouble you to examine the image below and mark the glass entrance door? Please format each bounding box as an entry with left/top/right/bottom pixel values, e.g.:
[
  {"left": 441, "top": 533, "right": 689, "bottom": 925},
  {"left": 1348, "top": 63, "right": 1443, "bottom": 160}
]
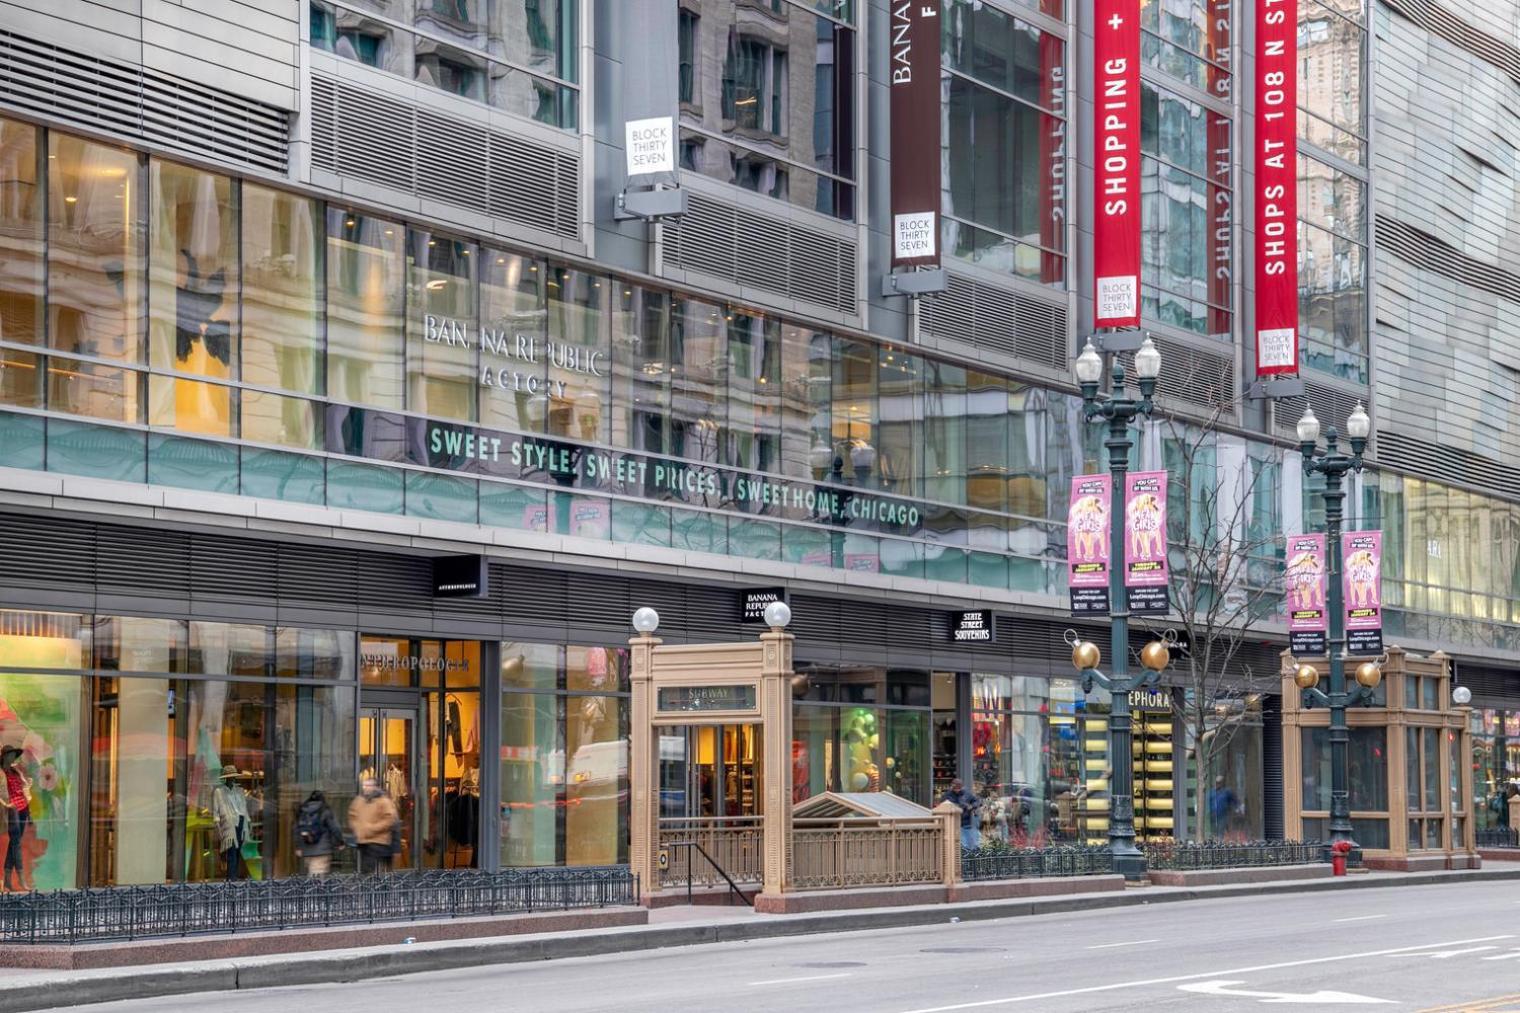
[
  {"left": 359, "top": 706, "right": 419, "bottom": 869},
  {"left": 658, "top": 725, "right": 762, "bottom": 818}
]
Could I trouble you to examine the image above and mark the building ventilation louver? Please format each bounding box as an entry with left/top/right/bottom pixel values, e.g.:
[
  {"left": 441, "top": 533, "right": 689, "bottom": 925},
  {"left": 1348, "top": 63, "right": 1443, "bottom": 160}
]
[
  {"left": 1109, "top": 336, "right": 1235, "bottom": 413},
  {"left": 921, "top": 272, "right": 1069, "bottom": 372},
  {"left": 1272, "top": 379, "right": 1367, "bottom": 444},
  {"left": 0, "top": 29, "right": 288, "bottom": 174},
  {"left": 1377, "top": 429, "right": 1520, "bottom": 500},
  {"left": 1380, "top": 0, "right": 1520, "bottom": 86},
  {"left": 1376, "top": 214, "right": 1520, "bottom": 304},
  {"left": 310, "top": 74, "right": 580, "bottom": 242},
  {"left": 661, "top": 192, "right": 858, "bottom": 316}
]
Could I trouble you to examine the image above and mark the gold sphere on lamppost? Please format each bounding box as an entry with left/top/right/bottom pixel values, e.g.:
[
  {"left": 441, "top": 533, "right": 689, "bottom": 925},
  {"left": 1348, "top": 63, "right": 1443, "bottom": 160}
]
[
  {"left": 1140, "top": 640, "right": 1170, "bottom": 672},
  {"left": 1071, "top": 641, "right": 1101, "bottom": 671},
  {"left": 1294, "top": 664, "right": 1320, "bottom": 689},
  {"left": 1355, "top": 661, "right": 1382, "bottom": 689}
]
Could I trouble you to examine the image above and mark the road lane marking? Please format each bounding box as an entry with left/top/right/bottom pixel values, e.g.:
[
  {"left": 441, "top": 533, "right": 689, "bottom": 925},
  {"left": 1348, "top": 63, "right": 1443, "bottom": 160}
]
[
  {"left": 1085, "top": 938, "right": 1160, "bottom": 950},
  {"left": 1408, "top": 946, "right": 1498, "bottom": 959},
  {"left": 1179, "top": 980, "right": 1394, "bottom": 1004},
  {"left": 1481, "top": 950, "right": 1520, "bottom": 961},
  {"left": 1334, "top": 915, "right": 1388, "bottom": 923},
  {"left": 895, "top": 935, "right": 1515, "bottom": 1012},
  {"left": 1419, "top": 992, "right": 1520, "bottom": 1012},
  {"left": 748, "top": 972, "right": 854, "bottom": 986}
]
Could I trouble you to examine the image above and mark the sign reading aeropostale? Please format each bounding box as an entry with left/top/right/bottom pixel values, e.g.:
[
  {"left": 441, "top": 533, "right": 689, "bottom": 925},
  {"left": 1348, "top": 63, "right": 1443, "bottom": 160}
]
[
  {"left": 889, "top": 1, "right": 941, "bottom": 267},
  {"left": 1254, "top": 0, "right": 1299, "bottom": 375},
  {"left": 1093, "top": 0, "right": 1141, "bottom": 327}
]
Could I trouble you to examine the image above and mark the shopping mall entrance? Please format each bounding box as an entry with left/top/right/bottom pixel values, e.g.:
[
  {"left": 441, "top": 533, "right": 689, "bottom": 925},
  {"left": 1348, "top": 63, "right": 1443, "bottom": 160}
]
[{"left": 358, "top": 637, "right": 483, "bottom": 870}]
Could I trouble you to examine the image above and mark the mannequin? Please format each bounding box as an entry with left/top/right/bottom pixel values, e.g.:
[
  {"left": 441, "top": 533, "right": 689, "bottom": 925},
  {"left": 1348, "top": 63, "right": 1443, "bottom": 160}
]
[{"left": 211, "top": 764, "right": 251, "bottom": 880}]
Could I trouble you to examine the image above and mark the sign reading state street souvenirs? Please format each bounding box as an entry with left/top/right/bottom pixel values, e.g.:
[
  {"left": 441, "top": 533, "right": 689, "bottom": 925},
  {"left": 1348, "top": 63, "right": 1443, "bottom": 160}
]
[
  {"left": 1067, "top": 474, "right": 1112, "bottom": 615},
  {"left": 1254, "top": 0, "right": 1300, "bottom": 375},
  {"left": 888, "top": 1, "right": 941, "bottom": 267},
  {"left": 1124, "top": 471, "right": 1169, "bottom": 615},
  {"left": 1343, "top": 530, "right": 1383, "bottom": 655},
  {"left": 950, "top": 610, "right": 995, "bottom": 644},
  {"left": 1285, "top": 533, "right": 1327, "bottom": 656},
  {"left": 1092, "top": 0, "right": 1141, "bottom": 327}
]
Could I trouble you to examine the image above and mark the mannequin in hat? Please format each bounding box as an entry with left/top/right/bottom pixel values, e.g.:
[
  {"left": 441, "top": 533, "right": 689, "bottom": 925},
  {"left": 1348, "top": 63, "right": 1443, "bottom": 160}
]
[
  {"left": 211, "top": 764, "right": 251, "bottom": 880},
  {"left": 0, "top": 746, "right": 31, "bottom": 892}
]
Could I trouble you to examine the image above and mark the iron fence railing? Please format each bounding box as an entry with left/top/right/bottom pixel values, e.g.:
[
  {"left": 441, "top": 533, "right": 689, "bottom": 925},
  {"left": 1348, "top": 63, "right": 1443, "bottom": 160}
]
[
  {"left": 0, "top": 866, "right": 636, "bottom": 944},
  {"left": 1477, "top": 827, "right": 1520, "bottom": 848},
  {"left": 1141, "top": 840, "right": 1325, "bottom": 870},
  {"left": 960, "top": 845, "right": 1115, "bottom": 881}
]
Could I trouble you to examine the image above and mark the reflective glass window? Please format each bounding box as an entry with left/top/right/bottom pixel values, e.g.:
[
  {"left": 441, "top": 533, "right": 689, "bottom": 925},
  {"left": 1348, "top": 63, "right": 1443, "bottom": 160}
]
[
  {"left": 545, "top": 268, "right": 607, "bottom": 442},
  {"left": 0, "top": 116, "right": 43, "bottom": 348},
  {"left": 480, "top": 251, "right": 547, "bottom": 434},
  {"left": 408, "top": 230, "right": 478, "bottom": 421},
  {"left": 327, "top": 209, "right": 405, "bottom": 409},
  {"left": 242, "top": 185, "right": 321, "bottom": 396}
]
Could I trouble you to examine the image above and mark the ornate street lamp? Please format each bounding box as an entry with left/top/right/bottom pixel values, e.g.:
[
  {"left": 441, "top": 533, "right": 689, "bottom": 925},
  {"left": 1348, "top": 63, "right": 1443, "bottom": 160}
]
[
  {"left": 1071, "top": 334, "right": 1162, "bottom": 879},
  {"left": 1295, "top": 401, "right": 1374, "bottom": 847}
]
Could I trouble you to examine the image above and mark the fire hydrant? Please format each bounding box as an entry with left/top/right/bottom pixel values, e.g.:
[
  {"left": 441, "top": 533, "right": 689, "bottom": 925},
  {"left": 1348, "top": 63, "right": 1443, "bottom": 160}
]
[{"left": 1330, "top": 839, "right": 1354, "bottom": 876}]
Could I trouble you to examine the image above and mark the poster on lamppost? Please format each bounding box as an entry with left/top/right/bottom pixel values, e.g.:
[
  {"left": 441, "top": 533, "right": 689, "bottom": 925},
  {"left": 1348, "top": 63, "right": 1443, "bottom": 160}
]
[
  {"left": 1343, "top": 530, "right": 1383, "bottom": 655},
  {"left": 1124, "top": 471, "right": 1170, "bottom": 615},
  {"left": 1092, "top": 0, "right": 1141, "bottom": 327},
  {"left": 1067, "top": 475, "right": 1112, "bottom": 615},
  {"left": 1285, "top": 533, "right": 1328, "bottom": 656}
]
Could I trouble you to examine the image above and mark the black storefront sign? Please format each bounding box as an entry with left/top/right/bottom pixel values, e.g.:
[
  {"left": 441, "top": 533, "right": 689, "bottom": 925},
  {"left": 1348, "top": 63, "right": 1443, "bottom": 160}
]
[
  {"left": 950, "top": 609, "right": 995, "bottom": 644},
  {"left": 1069, "top": 587, "right": 1110, "bottom": 614},
  {"left": 1347, "top": 629, "right": 1383, "bottom": 656},
  {"left": 433, "top": 555, "right": 488, "bottom": 598},
  {"left": 657, "top": 685, "right": 758, "bottom": 713},
  {"left": 1290, "top": 631, "right": 1327, "bottom": 657},
  {"left": 742, "top": 587, "right": 788, "bottom": 624},
  {"left": 324, "top": 406, "right": 931, "bottom": 539}
]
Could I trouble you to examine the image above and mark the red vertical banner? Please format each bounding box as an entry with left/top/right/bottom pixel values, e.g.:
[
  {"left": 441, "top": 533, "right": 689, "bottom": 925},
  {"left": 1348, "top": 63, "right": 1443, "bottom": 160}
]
[
  {"left": 1093, "top": 0, "right": 1141, "bottom": 327},
  {"left": 1254, "top": 0, "right": 1299, "bottom": 375},
  {"left": 889, "top": 0, "right": 942, "bottom": 269}
]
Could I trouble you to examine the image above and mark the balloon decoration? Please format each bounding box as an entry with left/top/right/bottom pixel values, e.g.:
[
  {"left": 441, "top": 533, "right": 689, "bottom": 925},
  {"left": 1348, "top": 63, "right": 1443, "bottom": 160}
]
[{"left": 842, "top": 707, "right": 881, "bottom": 793}]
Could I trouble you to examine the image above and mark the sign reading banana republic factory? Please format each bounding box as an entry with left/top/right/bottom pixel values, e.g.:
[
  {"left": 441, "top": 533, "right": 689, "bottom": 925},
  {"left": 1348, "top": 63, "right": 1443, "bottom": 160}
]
[
  {"left": 423, "top": 314, "right": 605, "bottom": 398},
  {"left": 888, "top": 1, "right": 941, "bottom": 267}
]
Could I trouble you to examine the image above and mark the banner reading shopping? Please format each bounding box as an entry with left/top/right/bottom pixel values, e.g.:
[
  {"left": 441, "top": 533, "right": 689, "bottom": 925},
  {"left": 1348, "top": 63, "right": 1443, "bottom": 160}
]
[
  {"left": 1092, "top": 0, "right": 1141, "bottom": 327},
  {"left": 1068, "top": 475, "right": 1113, "bottom": 615},
  {"left": 1124, "top": 471, "right": 1169, "bottom": 615},
  {"left": 1254, "top": 0, "right": 1300, "bottom": 375},
  {"left": 1285, "top": 533, "right": 1327, "bottom": 656},
  {"left": 1342, "top": 530, "right": 1383, "bottom": 655}
]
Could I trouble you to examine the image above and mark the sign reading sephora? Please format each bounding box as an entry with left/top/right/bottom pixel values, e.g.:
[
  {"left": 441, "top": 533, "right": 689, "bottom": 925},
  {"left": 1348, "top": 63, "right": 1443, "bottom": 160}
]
[{"left": 950, "top": 609, "right": 995, "bottom": 643}]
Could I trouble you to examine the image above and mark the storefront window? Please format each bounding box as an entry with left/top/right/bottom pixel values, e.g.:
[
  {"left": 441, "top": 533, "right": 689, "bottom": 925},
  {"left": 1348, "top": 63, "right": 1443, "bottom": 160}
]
[
  {"left": 480, "top": 251, "right": 548, "bottom": 434},
  {"left": 327, "top": 209, "right": 405, "bottom": 410},
  {"left": 792, "top": 667, "right": 931, "bottom": 806},
  {"left": 500, "top": 643, "right": 629, "bottom": 867},
  {"left": 0, "top": 116, "right": 43, "bottom": 353},
  {"left": 408, "top": 230, "right": 478, "bottom": 421},
  {"left": 545, "top": 268, "right": 608, "bottom": 442}
]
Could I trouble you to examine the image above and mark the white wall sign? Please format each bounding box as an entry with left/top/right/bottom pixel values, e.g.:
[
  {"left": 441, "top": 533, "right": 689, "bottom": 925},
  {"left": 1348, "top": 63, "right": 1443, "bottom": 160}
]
[{"left": 625, "top": 116, "right": 675, "bottom": 177}]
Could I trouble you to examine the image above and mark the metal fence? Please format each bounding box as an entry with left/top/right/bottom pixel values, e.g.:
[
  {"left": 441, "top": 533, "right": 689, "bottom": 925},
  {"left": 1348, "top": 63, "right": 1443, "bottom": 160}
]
[
  {"left": 960, "top": 845, "right": 1115, "bottom": 882},
  {"left": 0, "top": 866, "right": 637, "bottom": 945},
  {"left": 1141, "top": 840, "right": 1325, "bottom": 870},
  {"left": 1477, "top": 827, "right": 1520, "bottom": 848}
]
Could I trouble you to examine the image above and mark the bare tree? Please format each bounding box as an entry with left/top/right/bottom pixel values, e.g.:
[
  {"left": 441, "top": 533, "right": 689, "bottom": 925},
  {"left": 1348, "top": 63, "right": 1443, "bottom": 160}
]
[{"left": 1142, "top": 399, "right": 1282, "bottom": 842}]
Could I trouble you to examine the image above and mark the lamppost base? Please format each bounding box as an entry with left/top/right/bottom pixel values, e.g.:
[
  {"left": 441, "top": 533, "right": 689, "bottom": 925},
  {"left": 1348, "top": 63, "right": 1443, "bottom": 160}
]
[{"left": 1112, "top": 850, "right": 1148, "bottom": 882}]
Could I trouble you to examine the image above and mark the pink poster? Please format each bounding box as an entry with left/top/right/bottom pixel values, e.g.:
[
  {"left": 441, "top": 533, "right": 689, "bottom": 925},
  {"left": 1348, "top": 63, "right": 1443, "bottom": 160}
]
[
  {"left": 1067, "top": 475, "right": 1111, "bottom": 615},
  {"left": 1124, "top": 471, "right": 1169, "bottom": 615},
  {"left": 1285, "top": 533, "right": 1327, "bottom": 656},
  {"left": 1342, "top": 530, "right": 1383, "bottom": 654}
]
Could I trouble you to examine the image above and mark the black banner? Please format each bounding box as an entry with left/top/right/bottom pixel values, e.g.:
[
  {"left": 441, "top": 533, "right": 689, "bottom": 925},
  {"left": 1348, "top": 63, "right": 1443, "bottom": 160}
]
[
  {"left": 1347, "top": 629, "right": 1384, "bottom": 656},
  {"left": 1127, "top": 586, "right": 1170, "bottom": 616},
  {"left": 889, "top": 0, "right": 941, "bottom": 267},
  {"left": 1290, "top": 631, "right": 1327, "bottom": 657},
  {"left": 1070, "top": 588, "right": 1111, "bottom": 615}
]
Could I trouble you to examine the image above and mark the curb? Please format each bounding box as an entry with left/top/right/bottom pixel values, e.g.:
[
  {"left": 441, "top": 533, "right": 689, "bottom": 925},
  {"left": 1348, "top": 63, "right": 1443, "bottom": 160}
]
[{"left": 5, "top": 868, "right": 1519, "bottom": 1012}]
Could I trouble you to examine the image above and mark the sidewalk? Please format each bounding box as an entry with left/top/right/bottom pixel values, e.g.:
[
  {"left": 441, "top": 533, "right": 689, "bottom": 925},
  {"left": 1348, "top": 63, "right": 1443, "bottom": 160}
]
[{"left": 3, "top": 867, "right": 1518, "bottom": 1013}]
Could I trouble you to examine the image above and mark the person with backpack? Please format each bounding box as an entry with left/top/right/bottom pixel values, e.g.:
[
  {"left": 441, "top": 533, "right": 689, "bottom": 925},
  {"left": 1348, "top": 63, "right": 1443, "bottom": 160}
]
[{"left": 294, "top": 790, "right": 345, "bottom": 876}]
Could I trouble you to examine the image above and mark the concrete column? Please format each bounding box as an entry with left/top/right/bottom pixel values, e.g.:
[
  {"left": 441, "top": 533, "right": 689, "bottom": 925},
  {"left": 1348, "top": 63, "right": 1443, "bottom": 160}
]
[
  {"left": 759, "top": 626, "right": 794, "bottom": 897},
  {"left": 934, "top": 801, "right": 962, "bottom": 886},
  {"left": 628, "top": 632, "right": 660, "bottom": 904}
]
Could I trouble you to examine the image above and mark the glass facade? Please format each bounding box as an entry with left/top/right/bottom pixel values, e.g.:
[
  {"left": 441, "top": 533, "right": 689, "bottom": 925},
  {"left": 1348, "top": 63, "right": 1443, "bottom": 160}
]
[
  {"left": 676, "top": 0, "right": 857, "bottom": 219},
  {"left": 308, "top": 0, "right": 579, "bottom": 129}
]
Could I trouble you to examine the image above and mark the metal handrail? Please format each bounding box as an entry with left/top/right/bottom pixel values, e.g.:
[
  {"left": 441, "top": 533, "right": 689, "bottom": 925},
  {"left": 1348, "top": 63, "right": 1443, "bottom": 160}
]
[{"left": 662, "top": 839, "right": 754, "bottom": 907}]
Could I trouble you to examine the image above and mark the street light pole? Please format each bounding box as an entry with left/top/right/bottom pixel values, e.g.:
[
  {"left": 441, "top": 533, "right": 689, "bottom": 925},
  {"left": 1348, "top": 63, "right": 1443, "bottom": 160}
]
[
  {"left": 1296, "top": 403, "right": 1373, "bottom": 847},
  {"left": 1074, "top": 335, "right": 1161, "bottom": 880}
]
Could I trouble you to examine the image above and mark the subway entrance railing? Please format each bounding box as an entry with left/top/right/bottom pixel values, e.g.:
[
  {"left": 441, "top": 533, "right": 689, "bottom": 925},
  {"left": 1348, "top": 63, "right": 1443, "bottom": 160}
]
[{"left": 0, "top": 866, "right": 636, "bottom": 944}]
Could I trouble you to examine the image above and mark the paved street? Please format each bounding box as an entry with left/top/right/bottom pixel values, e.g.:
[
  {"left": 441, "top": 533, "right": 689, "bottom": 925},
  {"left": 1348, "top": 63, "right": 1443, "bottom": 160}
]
[{"left": 42, "top": 880, "right": 1520, "bottom": 1012}]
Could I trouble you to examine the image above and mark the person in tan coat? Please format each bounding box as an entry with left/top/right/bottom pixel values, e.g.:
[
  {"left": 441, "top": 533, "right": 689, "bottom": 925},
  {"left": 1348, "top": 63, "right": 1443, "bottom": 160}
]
[{"left": 348, "top": 777, "right": 400, "bottom": 874}]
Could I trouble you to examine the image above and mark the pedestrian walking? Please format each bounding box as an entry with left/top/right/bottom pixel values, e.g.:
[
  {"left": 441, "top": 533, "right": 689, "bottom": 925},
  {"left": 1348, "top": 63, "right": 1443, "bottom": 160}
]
[
  {"left": 0, "top": 746, "right": 31, "bottom": 892},
  {"left": 295, "top": 790, "right": 346, "bottom": 876},
  {"left": 942, "top": 778, "right": 982, "bottom": 851},
  {"left": 349, "top": 777, "right": 400, "bottom": 874}
]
